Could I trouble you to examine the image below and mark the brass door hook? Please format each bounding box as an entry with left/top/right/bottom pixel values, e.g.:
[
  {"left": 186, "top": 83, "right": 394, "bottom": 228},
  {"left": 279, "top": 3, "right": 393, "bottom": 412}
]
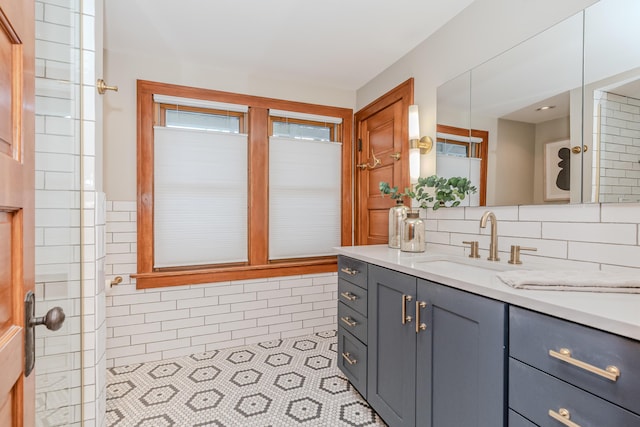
[{"left": 356, "top": 149, "right": 382, "bottom": 170}]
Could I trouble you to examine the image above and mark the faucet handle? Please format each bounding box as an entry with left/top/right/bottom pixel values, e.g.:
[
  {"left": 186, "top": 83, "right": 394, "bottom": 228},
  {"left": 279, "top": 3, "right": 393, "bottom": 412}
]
[
  {"left": 508, "top": 245, "right": 537, "bottom": 265},
  {"left": 462, "top": 241, "right": 480, "bottom": 258}
]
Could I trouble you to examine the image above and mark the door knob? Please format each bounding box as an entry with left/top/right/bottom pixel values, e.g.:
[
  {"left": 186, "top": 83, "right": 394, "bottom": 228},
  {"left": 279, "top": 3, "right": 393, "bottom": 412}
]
[
  {"left": 389, "top": 152, "right": 401, "bottom": 160},
  {"left": 24, "top": 291, "right": 66, "bottom": 376},
  {"left": 571, "top": 145, "right": 588, "bottom": 154},
  {"left": 31, "top": 306, "right": 65, "bottom": 331}
]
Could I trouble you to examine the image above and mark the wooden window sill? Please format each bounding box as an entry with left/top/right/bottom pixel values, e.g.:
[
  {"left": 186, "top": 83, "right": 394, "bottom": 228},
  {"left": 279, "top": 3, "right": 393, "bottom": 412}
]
[{"left": 133, "top": 258, "right": 338, "bottom": 289}]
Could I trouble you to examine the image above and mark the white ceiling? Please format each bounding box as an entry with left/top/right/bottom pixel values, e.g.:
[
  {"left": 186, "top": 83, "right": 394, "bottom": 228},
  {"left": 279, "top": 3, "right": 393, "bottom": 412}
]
[{"left": 103, "top": 0, "right": 475, "bottom": 91}]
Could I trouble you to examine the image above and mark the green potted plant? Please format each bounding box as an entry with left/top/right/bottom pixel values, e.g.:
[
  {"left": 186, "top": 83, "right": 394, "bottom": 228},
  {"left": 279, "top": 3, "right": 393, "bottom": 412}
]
[
  {"left": 410, "top": 175, "right": 477, "bottom": 210},
  {"left": 380, "top": 175, "right": 477, "bottom": 211}
]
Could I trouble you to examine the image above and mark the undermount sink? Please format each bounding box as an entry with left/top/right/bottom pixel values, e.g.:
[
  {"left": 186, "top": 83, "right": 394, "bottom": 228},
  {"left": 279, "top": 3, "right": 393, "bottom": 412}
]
[{"left": 410, "top": 255, "right": 516, "bottom": 275}]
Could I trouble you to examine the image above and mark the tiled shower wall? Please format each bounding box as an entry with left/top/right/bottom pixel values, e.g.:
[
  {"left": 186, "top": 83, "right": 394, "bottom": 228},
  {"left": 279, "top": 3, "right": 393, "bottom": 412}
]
[
  {"left": 104, "top": 202, "right": 338, "bottom": 368},
  {"left": 34, "top": 0, "right": 105, "bottom": 425},
  {"left": 596, "top": 91, "right": 640, "bottom": 203}
]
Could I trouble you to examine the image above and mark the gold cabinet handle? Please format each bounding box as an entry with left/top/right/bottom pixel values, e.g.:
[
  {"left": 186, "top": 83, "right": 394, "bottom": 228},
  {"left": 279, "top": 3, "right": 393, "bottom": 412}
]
[
  {"left": 548, "top": 408, "right": 581, "bottom": 427},
  {"left": 340, "top": 267, "right": 358, "bottom": 276},
  {"left": 549, "top": 348, "right": 620, "bottom": 382},
  {"left": 340, "top": 316, "right": 357, "bottom": 327},
  {"left": 415, "top": 301, "right": 427, "bottom": 333},
  {"left": 340, "top": 291, "right": 357, "bottom": 302},
  {"left": 401, "top": 294, "right": 413, "bottom": 325},
  {"left": 342, "top": 352, "right": 357, "bottom": 365},
  {"left": 356, "top": 163, "right": 368, "bottom": 170},
  {"left": 389, "top": 152, "right": 401, "bottom": 160}
]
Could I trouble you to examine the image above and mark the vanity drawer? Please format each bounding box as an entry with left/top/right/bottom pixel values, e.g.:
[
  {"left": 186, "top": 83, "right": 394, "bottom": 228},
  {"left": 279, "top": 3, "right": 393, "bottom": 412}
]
[
  {"left": 338, "top": 256, "right": 367, "bottom": 289},
  {"left": 338, "top": 328, "right": 367, "bottom": 398},
  {"left": 510, "top": 306, "right": 640, "bottom": 415},
  {"left": 338, "top": 302, "right": 367, "bottom": 344},
  {"left": 509, "top": 358, "right": 640, "bottom": 426},
  {"left": 508, "top": 410, "right": 536, "bottom": 427},
  {"left": 338, "top": 279, "right": 368, "bottom": 316}
]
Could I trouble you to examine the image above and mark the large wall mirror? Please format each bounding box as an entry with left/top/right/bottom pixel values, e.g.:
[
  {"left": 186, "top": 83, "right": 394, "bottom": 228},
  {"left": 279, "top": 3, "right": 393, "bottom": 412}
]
[{"left": 436, "top": 0, "right": 640, "bottom": 206}]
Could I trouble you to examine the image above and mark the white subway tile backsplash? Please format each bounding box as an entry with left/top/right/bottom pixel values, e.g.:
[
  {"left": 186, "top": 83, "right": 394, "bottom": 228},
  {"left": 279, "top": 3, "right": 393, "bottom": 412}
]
[
  {"left": 130, "top": 330, "right": 176, "bottom": 345},
  {"left": 542, "top": 222, "right": 636, "bottom": 244},
  {"left": 257, "top": 289, "right": 291, "bottom": 300},
  {"left": 230, "top": 300, "right": 268, "bottom": 313},
  {"left": 256, "top": 314, "right": 292, "bottom": 327},
  {"left": 129, "top": 301, "right": 176, "bottom": 315},
  {"left": 518, "top": 204, "right": 600, "bottom": 222},
  {"left": 569, "top": 241, "right": 640, "bottom": 268},
  {"left": 218, "top": 319, "right": 256, "bottom": 333},
  {"left": 112, "top": 322, "right": 160, "bottom": 338},
  {"left": 162, "top": 317, "right": 204, "bottom": 332},
  {"left": 176, "top": 296, "right": 220, "bottom": 309},
  {"left": 146, "top": 338, "right": 191, "bottom": 354},
  {"left": 268, "top": 296, "right": 302, "bottom": 307},
  {"left": 232, "top": 326, "right": 270, "bottom": 340}
]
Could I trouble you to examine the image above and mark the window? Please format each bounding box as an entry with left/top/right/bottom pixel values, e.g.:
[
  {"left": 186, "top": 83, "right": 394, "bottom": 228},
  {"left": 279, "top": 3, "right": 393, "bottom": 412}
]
[{"left": 135, "top": 80, "right": 353, "bottom": 288}]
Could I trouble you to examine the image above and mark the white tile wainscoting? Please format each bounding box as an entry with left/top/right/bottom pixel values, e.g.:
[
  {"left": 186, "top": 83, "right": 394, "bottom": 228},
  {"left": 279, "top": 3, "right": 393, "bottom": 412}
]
[
  {"left": 105, "top": 201, "right": 338, "bottom": 368},
  {"left": 105, "top": 201, "right": 640, "bottom": 370}
]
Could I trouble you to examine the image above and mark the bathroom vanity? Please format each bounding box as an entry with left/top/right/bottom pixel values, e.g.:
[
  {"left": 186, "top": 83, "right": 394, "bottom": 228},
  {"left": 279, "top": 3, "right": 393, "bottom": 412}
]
[{"left": 336, "top": 246, "right": 640, "bottom": 427}]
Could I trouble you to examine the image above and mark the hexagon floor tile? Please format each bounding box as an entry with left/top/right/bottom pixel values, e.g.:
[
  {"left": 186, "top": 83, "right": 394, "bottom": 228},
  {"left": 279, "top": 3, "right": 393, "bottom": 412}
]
[{"left": 106, "top": 330, "right": 386, "bottom": 426}]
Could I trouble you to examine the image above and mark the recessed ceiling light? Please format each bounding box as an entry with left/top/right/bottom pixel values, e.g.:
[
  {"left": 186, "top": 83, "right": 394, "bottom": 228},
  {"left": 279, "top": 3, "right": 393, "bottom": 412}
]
[{"left": 536, "top": 105, "right": 556, "bottom": 111}]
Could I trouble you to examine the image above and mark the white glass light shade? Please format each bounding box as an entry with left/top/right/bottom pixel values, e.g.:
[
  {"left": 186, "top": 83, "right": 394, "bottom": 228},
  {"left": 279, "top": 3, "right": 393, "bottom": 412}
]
[
  {"left": 410, "top": 147, "right": 421, "bottom": 183},
  {"left": 408, "top": 105, "right": 420, "bottom": 140}
]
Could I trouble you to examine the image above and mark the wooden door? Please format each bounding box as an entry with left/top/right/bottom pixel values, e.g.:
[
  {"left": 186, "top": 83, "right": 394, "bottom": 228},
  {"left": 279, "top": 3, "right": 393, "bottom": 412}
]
[
  {"left": 355, "top": 79, "right": 413, "bottom": 245},
  {"left": 0, "top": 0, "right": 36, "bottom": 425},
  {"left": 367, "top": 265, "right": 417, "bottom": 427}
]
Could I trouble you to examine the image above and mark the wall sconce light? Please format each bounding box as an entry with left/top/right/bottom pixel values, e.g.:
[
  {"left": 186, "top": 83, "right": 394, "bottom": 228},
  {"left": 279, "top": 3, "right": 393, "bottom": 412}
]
[{"left": 408, "top": 105, "right": 433, "bottom": 182}]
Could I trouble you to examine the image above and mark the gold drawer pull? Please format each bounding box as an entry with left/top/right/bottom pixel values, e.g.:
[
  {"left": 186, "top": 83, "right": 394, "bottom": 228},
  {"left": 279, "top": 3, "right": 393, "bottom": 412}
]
[
  {"left": 415, "top": 301, "right": 427, "bottom": 333},
  {"left": 342, "top": 352, "right": 357, "bottom": 365},
  {"left": 340, "top": 291, "right": 357, "bottom": 302},
  {"left": 401, "top": 294, "right": 413, "bottom": 325},
  {"left": 549, "top": 348, "right": 620, "bottom": 382},
  {"left": 548, "top": 408, "right": 581, "bottom": 427},
  {"left": 340, "top": 267, "right": 358, "bottom": 276},
  {"left": 340, "top": 316, "right": 357, "bottom": 327}
]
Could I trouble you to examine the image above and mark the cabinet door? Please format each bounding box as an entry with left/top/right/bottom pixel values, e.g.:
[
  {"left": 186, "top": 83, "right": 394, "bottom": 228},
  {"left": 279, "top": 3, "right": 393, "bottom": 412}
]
[
  {"left": 416, "top": 280, "right": 507, "bottom": 427},
  {"left": 368, "top": 265, "right": 417, "bottom": 427}
]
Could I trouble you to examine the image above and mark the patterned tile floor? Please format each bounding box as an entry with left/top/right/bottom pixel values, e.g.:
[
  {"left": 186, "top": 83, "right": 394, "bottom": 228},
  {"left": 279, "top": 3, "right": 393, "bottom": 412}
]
[{"left": 106, "top": 330, "right": 387, "bottom": 427}]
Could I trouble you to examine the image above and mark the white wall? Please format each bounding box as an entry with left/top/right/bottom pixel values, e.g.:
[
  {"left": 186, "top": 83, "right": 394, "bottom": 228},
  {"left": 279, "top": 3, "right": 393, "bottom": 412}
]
[
  {"left": 495, "top": 119, "right": 535, "bottom": 206},
  {"left": 102, "top": 50, "right": 356, "bottom": 201}
]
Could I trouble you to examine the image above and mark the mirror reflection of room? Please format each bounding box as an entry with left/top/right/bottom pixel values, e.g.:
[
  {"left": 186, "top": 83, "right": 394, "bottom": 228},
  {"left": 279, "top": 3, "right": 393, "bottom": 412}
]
[{"left": 435, "top": 0, "right": 640, "bottom": 207}]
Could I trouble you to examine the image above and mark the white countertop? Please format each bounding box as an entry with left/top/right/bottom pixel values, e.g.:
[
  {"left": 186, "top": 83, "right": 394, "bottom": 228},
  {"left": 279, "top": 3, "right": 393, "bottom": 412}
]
[{"left": 336, "top": 245, "right": 640, "bottom": 341}]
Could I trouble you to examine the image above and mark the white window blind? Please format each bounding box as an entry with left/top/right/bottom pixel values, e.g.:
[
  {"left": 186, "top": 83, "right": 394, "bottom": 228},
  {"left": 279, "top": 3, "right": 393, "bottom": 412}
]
[
  {"left": 269, "top": 137, "right": 341, "bottom": 260},
  {"left": 154, "top": 126, "right": 248, "bottom": 267}
]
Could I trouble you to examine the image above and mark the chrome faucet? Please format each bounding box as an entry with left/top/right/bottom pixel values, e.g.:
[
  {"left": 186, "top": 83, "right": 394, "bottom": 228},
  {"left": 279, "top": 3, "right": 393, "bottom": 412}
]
[{"left": 479, "top": 211, "right": 499, "bottom": 261}]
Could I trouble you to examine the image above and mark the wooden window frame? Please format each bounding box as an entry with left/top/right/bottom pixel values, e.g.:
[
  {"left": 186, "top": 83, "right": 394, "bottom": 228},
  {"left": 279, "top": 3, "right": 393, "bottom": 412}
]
[
  {"left": 157, "top": 103, "right": 246, "bottom": 131},
  {"left": 436, "top": 124, "right": 488, "bottom": 206},
  {"left": 269, "top": 116, "right": 339, "bottom": 141},
  {"left": 135, "top": 80, "right": 353, "bottom": 289}
]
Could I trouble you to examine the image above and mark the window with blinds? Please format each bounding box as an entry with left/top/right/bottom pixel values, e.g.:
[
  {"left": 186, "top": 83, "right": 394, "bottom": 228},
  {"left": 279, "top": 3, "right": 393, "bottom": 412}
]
[{"left": 136, "top": 80, "right": 352, "bottom": 288}]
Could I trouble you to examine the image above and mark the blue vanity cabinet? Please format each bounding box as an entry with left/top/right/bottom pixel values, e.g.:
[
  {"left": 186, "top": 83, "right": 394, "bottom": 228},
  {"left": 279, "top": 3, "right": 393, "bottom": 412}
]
[
  {"left": 337, "top": 256, "right": 369, "bottom": 398},
  {"left": 367, "top": 264, "right": 507, "bottom": 427},
  {"left": 509, "top": 306, "right": 640, "bottom": 426},
  {"left": 367, "top": 265, "right": 418, "bottom": 427}
]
